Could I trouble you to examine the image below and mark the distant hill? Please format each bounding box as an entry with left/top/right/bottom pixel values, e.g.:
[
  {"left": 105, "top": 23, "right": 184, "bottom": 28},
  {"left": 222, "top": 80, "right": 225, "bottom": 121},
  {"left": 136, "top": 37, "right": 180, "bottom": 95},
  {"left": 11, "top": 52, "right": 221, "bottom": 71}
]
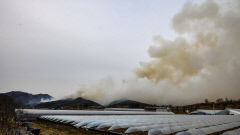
[
  {"left": 35, "top": 97, "right": 103, "bottom": 109},
  {"left": 107, "top": 98, "right": 154, "bottom": 108},
  {"left": 3, "top": 91, "right": 53, "bottom": 106},
  {"left": 0, "top": 94, "right": 14, "bottom": 106}
]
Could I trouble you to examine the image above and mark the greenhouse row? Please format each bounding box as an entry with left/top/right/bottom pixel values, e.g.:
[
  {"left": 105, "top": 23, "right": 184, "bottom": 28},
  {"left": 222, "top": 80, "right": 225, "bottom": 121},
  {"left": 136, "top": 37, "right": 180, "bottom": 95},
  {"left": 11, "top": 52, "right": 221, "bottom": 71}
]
[{"left": 39, "top": 115, "right": 240, "bottom": 135}]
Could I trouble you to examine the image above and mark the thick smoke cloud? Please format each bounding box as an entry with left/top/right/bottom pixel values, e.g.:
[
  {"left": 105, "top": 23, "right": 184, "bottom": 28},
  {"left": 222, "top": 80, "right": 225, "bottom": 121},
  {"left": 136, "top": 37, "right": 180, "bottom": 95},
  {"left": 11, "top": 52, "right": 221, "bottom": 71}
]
[{"left": 73, "top": 0, "right": 240, "bottom": 105}]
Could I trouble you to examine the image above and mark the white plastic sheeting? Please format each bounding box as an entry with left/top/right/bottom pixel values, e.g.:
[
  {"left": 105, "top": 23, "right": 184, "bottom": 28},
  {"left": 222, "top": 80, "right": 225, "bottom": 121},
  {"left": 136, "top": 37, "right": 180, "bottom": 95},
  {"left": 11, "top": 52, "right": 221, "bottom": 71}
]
[
  {"left": 189, "top": 109, "right": 223, "bottom": 115},
  {"left": 221, "top": 128, "right": 240, "bottom": 135},
  {"left": 227, "top": 109, "right": 240, "bottom": 115},
  {"left": 176, "top": 122, "right": 240, "bottom": 135},
  {"left": 38, "top": 115, "right": 240, "bottom": 135},
  {"left": 104, "top": 108, "right": 145, "bottom": 111},
  {"left": 15, "top": 109, "right": 174, "bottom": 115}
]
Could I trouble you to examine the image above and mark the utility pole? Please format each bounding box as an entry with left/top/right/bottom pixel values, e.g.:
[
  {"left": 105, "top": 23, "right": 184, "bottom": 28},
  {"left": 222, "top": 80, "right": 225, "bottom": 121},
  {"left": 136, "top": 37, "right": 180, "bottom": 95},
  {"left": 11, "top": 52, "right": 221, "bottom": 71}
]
[{"left": 213, "top": 103, "right": 215, "bottom": 114}]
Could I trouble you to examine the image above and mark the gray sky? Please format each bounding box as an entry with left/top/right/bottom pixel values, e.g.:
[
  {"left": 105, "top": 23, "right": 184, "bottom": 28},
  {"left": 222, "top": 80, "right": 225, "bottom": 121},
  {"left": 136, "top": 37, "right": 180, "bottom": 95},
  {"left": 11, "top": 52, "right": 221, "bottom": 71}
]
[{"left": 0, "top": 0, "right": 203, "bottom": 98}]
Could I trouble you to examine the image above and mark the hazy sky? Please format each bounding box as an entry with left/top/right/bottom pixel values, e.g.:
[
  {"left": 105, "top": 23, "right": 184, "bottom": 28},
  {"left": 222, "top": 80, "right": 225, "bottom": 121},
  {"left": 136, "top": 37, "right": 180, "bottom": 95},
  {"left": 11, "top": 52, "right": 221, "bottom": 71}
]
[{"left": 0, "top": 0, "right": 203, "bottom": 98}]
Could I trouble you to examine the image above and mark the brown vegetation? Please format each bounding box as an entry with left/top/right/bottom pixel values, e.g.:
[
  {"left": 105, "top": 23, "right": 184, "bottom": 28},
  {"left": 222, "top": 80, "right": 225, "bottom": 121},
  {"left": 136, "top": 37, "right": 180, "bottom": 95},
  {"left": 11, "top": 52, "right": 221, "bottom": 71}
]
[
  {"left": 0, "top": 94, "right": 16, "bottom": 134},
  {"left": 28, "top": 121, "right": 107, "bottom": 135}
]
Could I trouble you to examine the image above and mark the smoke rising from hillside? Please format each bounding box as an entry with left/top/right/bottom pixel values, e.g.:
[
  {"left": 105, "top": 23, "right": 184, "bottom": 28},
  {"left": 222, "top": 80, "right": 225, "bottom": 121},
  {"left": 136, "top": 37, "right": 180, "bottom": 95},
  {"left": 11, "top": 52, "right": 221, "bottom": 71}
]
[{"left": 73, "top": 0, "right": 240, "bottom": 105}]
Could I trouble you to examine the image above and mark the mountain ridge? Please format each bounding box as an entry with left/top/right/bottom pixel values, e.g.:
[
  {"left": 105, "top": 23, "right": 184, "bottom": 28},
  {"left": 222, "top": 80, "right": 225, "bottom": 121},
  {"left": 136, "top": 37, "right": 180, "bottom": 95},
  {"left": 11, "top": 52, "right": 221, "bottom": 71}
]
[
  {"left": 107, "top": 98, "right": 155, "bottom": 108},
  {"left": 35, "top": 97, "right": 103, "bottom": 109},
  {"left": 2, "top": 91, "right": 53, "bottom": 106}
]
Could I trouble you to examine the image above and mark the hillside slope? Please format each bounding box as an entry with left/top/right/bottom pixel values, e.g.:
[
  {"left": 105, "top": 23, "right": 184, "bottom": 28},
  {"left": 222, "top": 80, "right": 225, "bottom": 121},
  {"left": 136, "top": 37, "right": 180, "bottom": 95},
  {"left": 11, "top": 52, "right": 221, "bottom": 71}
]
[
  {"left": 36, "top": 97, "right": 102, "bottom": 109},
  {"left": 107, "top": 98, "right": 154, "bottom": 108},
  {"left": 3, "top": 91, "right": 53, "bottom": 106}
]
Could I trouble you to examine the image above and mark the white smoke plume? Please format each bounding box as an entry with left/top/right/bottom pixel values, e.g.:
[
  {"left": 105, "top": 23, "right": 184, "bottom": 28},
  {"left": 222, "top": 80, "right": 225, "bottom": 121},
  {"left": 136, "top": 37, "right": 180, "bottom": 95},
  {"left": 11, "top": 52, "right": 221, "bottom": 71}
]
[{"left": 72, "top": 0, "right": 240, "bottom": 105}]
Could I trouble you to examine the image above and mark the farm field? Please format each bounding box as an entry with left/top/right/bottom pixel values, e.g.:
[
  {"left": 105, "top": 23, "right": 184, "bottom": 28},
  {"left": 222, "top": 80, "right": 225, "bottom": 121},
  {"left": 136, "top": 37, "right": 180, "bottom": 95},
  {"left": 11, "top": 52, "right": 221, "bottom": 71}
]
[
  {"left": 27, "top": 121, "right": 105, "bottom": 135},
  {"left": 14, "top": 109, "right": 240, "bottom": 135},
  {"left": 39, "top": 115, "right": 240, "bottom": 135}
]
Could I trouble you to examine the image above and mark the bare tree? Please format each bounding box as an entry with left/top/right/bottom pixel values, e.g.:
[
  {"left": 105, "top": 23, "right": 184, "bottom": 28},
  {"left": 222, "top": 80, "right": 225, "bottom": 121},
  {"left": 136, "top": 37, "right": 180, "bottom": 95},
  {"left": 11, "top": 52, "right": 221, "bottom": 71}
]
[
  {"left": 205, "top": 99, "right": 209, "bottom": 104},
  {"left": 216, "top": 98, "right": 224, "bottom": 103}
]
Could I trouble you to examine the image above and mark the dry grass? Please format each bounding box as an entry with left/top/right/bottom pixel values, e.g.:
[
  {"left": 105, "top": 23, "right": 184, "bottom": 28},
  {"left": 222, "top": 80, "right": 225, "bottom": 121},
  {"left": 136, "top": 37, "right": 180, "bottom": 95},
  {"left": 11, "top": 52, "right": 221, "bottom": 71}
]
[
  {"left": 28, "top": 121, "right": 107, "bottom": 135},
  {"left": 0, "top": 94, "right": 19, "bottom": 135}
]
